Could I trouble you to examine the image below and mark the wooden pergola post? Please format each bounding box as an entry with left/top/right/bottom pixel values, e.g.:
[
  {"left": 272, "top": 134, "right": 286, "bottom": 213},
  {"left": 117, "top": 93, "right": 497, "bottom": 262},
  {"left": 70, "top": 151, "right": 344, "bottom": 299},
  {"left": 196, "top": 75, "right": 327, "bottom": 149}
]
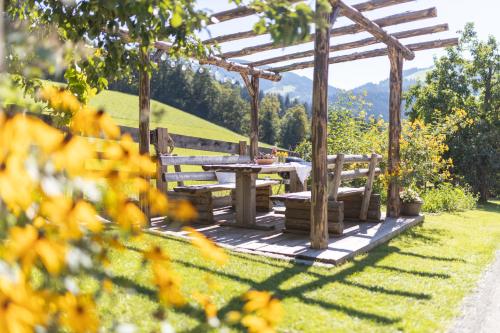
[
  {"left": 310, "top": 0, "right": 336, "bottom": 249},
  {"left": 139, "top": 48, "right": 151, "bottom": 221},
  {"left": 387, "top": 46, "right": 404, "bottom": 217},
  {"left": 241, "top": 74, "right": 260, "bottom": 160}
]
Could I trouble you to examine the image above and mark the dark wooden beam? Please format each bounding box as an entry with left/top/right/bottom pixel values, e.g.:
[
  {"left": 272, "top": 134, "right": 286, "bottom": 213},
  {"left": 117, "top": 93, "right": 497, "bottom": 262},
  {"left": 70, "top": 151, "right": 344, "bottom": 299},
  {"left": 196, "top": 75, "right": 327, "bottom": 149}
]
[
  {"left": 270, "top": 38, "right": 458, "bottom": 72},
  {"left": 154, "top": 41, "right": 281, "bottom": 81},
  {"left": 335, "top": 0, "right": 415, "bottom": 60},
  {"left": 310, "top": 0, "right": 334, "bottom": 250},
  {"left": 249, "top": 23, "right": 448, "bottom": 67},
  {"left": 206, "top": 0, "right": 416, "bottom": 45},
  {"left": 209, "top": 0, "right": 303, "bottom": 24},
  {"left": 222, "top": 7, "right": 436, "bottom": 59},
  {"left": 387, "top": 46, "right": 403, "bottom": 217},
  {"left": 139, "top": 48, "right": 151, "bottom": 221},
  {"left": 241, "top": 74, "right": 260, "bottom": 160}
]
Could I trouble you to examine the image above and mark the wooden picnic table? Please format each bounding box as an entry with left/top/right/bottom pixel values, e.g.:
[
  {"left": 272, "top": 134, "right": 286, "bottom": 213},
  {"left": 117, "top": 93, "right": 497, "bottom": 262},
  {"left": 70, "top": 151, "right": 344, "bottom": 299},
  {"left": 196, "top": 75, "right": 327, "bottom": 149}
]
[{"left": 202, "top": 163, "right": 308, "bottom": 227}]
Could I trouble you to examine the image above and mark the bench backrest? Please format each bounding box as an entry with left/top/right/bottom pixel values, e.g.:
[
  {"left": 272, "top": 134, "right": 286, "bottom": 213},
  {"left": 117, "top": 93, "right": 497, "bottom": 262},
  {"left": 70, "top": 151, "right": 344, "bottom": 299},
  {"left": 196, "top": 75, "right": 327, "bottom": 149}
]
[
  {"left": 327, "top": 153, "right": 382, "bottom": 220},
  {"left": 160, "top": 154, "right": 252, "bottom": 187}
]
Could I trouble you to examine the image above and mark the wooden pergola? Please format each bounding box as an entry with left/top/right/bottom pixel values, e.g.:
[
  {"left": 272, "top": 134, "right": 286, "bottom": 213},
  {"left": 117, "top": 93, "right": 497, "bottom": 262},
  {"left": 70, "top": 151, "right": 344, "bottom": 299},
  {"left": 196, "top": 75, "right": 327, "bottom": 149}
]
[{"left": 138, "top": 0, "right": 457, "bottom": 249}]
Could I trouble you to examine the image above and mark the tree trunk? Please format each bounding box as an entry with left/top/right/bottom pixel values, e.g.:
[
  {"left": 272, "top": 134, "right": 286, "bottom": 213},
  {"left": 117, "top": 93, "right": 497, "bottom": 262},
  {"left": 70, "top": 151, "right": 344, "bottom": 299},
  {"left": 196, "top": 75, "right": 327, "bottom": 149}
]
[
  {"left": 139, "top": 49, "right": 151, "bottom": 222},
  {"left": 250, "top": 75, "right": 260, "bottom": 160},
  {"left": 310, "top": 0, "right": 333, "bottom": 249},
  {"left": 0, "top": 0, "right": 4, "bottom": 73},
  {"left": 387, "top": 46, "right": 403, "bottom": 217}
]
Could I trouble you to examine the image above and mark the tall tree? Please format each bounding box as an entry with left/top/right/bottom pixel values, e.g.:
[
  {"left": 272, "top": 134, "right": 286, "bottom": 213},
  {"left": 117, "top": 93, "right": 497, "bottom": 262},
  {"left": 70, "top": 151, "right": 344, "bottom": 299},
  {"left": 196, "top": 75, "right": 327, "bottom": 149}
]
[
  {"left": 259, "top": 95, "right": 281, "bottom": 144},
  {"left": 405, "top": 23, "right": 499, "bottom": 201},
  {"left": 280, "top": 104, "right": 309, "bottom": 150}
]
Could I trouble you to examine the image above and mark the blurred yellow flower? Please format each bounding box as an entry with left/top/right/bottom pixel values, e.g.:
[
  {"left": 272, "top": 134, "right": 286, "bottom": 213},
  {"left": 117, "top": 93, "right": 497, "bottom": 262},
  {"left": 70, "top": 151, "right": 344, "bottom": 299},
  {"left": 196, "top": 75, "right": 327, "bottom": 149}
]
[
  {"left": 183, "top": 227, "right": 227, "bottom": 266},
  {"left": 143, "top": 245, "right": 170, "bottom": 263},
  {"left": 192, "top": 292, "right": 218, "bottom": 319},
  {"left": 58, "top": 293, "right": 99, "bottom": 333},
  {"left": 6, "top": 225, "right": 66, "bottom": 275},
  {"left": 0, "top": 277, "right": 47, "bottom": 333},
  {"left": 241, "top": 290, "right": 283, "bottom": 333},
  {"left": 152, "top": 263, "right": 186, "bottom": 307}
]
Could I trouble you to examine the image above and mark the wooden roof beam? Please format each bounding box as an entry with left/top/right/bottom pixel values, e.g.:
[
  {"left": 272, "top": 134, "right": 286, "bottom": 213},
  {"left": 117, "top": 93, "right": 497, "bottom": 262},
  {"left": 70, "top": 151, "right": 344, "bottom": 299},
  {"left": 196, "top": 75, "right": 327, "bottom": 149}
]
[
  {"left": 249, "top": 23, "right": 448, "bottom": 67},
  {"left": 154, "top": 41, "right": 281, "bottom": 81},
  {"left": 270, "top": 38, "right": 458, "bottom": 72},
  {"left": 206, "top": 0, "right": 416, "bottom": 45},
  {"left": 335, "top": 0, "right": 415, "bottom": 60},
  {"left": 222, "top": 7, "right": 436, "bottom": 59},
  {"left": 209, "top": 0, "right": 303, "bottom": 24}
]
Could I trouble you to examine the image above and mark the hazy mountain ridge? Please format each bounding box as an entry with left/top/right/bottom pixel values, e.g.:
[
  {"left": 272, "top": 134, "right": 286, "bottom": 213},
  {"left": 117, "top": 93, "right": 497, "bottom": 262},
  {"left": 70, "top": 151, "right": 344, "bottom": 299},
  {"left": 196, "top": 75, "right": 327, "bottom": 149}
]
[{"left": 218, "top": 62, "right": 431, "bottom": 119}]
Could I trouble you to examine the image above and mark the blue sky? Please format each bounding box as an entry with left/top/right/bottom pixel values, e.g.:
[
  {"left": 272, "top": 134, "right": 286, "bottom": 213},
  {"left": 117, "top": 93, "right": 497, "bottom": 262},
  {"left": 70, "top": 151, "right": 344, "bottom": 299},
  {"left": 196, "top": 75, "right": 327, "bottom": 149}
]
[{"left": 197, "top": 0, "right": 499, "bottom": 90}]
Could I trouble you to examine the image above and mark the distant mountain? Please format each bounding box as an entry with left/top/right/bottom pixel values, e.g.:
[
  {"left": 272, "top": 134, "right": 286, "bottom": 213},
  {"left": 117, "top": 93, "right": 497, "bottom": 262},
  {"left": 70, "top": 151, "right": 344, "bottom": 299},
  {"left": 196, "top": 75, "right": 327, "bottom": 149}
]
[
  {"left": 350, "top": 67, "right": 431, "bottom": 119},
  {"left": 220, "top": 63, "right": 431, "bottom": 119}
]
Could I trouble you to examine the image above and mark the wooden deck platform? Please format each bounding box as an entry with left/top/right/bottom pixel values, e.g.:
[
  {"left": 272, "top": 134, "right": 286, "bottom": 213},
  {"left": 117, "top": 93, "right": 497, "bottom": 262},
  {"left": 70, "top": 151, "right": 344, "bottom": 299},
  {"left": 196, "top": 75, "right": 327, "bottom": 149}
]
[{"left": 149, "top": 208, "right": 424, "bottom": 265}]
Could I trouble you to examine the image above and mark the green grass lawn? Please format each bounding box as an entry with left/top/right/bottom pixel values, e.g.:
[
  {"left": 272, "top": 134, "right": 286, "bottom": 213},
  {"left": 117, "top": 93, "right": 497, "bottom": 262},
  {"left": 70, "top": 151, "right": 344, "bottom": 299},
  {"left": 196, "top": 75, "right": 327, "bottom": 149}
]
[
  {"left": 89, "top": 90, "right": 256, "bottom": 145},
  {"left": 85, "top": 202, "right": 500, "bottom": 332}
]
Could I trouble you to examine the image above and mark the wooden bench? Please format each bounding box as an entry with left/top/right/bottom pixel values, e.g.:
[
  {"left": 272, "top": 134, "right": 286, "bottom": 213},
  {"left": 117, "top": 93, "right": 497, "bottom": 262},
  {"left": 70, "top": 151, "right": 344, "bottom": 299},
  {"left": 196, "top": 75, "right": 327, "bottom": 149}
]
[
  {"left": 272, "top": 153, "right": 382, "bottom": 234},
  {"left": 159, "top": 154, "right": 278, "bottom": 224}
]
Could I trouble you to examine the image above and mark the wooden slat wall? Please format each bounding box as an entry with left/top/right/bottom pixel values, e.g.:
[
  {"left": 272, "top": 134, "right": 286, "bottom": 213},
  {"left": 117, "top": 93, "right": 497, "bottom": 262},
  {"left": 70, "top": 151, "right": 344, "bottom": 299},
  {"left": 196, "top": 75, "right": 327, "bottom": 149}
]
[
  {"left": 163, "top": 171, "right": 217, "bottom": 182},
  {"left": 160, "top": 155, "right": 251, "bottom": 166}
]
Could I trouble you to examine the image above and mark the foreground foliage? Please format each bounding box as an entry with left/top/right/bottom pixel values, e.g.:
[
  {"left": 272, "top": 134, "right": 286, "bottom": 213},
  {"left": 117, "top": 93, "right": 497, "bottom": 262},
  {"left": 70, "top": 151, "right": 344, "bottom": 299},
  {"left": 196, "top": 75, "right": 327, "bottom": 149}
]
[{"left": 0, "top": 79, "right": 283, "bottom": 333}]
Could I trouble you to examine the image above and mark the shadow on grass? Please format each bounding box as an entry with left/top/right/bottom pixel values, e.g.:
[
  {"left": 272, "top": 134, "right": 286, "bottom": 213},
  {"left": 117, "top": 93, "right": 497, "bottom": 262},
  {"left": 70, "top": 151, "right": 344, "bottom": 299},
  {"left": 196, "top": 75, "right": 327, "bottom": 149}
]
[
  {"left": 476, "top": 200, "right": 500, "bottom": 213},
  {"left": 173, "top": 243, "right": 446, "bottom": 333},
  {"left": 89, "top": 268, "right": 207, "bottom": 322},
  {"left": 395, "top": 226, "right": 449, "bottom": 246},
  {"left": 125, "top": 227, "right": 465, "bottom": 331},
  {"left": 395, "top": 250, "right": 466, "bottom": 263}
]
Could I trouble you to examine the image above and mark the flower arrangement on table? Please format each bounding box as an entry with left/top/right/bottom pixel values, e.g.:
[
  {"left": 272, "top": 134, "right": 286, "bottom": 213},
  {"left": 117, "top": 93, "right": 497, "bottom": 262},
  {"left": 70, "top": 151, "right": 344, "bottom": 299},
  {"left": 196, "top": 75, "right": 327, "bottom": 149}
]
[
  {"left": 255, "top": 152, "right": 276, "bottom": 165},
  {"left": 276, "top": 151, "right": 289, "bottom": 163},
  {"left": 255, "top": 148, "right": 289, "bottom": 165}
]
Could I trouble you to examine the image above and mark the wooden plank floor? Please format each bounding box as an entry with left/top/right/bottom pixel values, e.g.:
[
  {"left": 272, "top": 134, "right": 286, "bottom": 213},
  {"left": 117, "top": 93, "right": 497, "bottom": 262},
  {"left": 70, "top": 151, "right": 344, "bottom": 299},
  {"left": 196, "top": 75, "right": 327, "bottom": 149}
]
[{"left": 149, "top": 208, "right": 424, "bottom": 265}]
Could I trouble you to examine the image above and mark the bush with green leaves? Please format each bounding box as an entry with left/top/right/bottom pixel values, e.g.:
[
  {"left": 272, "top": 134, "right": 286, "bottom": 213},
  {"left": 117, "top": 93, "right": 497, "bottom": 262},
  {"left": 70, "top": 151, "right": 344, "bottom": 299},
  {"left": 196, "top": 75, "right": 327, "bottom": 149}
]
[{"left": 421, "top": 183, "right": 478, "bottom": 213}]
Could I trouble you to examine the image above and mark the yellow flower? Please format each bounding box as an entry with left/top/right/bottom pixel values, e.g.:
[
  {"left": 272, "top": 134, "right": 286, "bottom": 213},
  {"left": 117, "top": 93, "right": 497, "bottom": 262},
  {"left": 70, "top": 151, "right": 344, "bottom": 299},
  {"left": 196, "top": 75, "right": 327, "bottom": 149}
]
[
  {"left": 152, "top": 263, "right": 186, "bottom": 307},
  {"left": 0, "top": 277, "right": 47, "bottom": 333},
  {"left": 6, "top": 225, "right": 66, "bottom": 275},
  {"left": 183, "top": 227, "right": 227, "bottom": 266},
  {"left": 58, "top": 293, "right": 99, "bottom": 333},
  {"left": 170, "top": 200, "right": 197, "bottom": 222},
  {"left": 52, "top": 135, "right": 96, "bottom": 176},
  {"left": 102, "top": 279, "right": 113, "bottom": 293},
  {"left": 0, "top": 154, "right": 35, "bottom": 215},
  {"left": 40, "top": 197, "right": 102, "bottom": 239},
  {"left": 143, "top": 245, "right": 170, "bottom": 263},
  {"left": 113, "top": 200, "right": 147, "bottom": 231},
  {"left": 149, "top": 187, "right": 168, "bottom": 215},
  {"left": 241, "top": 290, "right": 283, "bottom": 333},
  {"left": 192, "top": 292, "right": 218, "bottom": 319},
  {"left": 241, "top": 314, "right": 274, "bottom": 333},
  {"left": 28, "top": 117, "right": 65, "bottom": 153}
]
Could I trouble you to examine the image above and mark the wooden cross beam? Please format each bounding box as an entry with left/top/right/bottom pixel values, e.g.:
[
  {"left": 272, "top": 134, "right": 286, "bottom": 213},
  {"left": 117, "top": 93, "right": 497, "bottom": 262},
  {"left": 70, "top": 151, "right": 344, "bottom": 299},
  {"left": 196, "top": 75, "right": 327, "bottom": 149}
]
[
  {"left": 334, "top": 0, "right": 415, "bottom": 60},
  {"left": 221, "top": 7, "right": 436, "bottom": 59},
  {"left": 248, "top": 23, "right": 449, "bottom": 67},
  {"left": 153, "top": 41, "right": 281, "bottom": 81},
  {"left": 205, "top": 0, "right": 416, "bottom": 45},
  {"left": 209, "top": 0, "right": 304, "bottom": 24},
  {"left": 270, "top": 38, "right": 459, "bottom": 72}
]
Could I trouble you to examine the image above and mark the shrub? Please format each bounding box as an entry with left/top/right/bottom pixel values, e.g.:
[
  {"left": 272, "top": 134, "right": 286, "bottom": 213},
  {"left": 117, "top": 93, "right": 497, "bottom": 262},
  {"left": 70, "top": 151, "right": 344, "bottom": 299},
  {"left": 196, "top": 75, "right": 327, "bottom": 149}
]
[{"left": 421, "top": 183, "right": 478, "bottom": 213}]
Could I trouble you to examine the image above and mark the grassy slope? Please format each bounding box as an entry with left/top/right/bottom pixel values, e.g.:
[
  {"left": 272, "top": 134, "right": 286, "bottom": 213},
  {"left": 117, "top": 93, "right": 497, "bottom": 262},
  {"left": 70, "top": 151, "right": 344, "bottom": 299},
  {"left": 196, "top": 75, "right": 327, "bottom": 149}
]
[
  {"left": 85, "top": 202, "right": 500, "bottom": 332},
  {"left": 89, "top": 90, "right": 252, "bottom": 145}
]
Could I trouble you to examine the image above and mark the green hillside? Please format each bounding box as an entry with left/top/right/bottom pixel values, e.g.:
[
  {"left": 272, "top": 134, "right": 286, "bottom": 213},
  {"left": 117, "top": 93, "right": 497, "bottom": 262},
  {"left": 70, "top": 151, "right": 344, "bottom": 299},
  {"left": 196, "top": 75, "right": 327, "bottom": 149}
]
[{"left": 89, "top": 89, "right": 251, "bottom": 144}]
